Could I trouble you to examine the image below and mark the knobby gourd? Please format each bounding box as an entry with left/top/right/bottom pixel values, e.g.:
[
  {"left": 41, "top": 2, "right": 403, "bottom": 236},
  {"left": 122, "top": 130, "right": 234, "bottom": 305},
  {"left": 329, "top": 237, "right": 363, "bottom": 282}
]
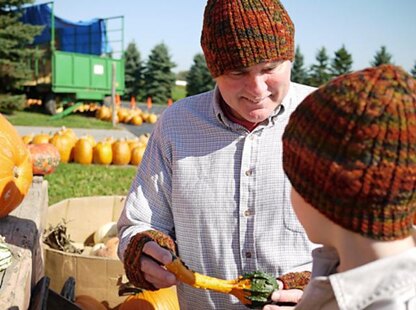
[
  {"left": 28, "top": 143, "right": 60, "bottom": 175},
  {"left": 165, "top": 253, "right": 279, "bottom": 309}
]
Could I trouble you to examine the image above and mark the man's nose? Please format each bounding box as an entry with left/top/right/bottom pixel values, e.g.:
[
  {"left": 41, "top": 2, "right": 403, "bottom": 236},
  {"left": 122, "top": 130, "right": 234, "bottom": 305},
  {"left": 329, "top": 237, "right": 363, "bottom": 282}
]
[{"left": 245, "top": 74, "right": 267, "bottom": 97}]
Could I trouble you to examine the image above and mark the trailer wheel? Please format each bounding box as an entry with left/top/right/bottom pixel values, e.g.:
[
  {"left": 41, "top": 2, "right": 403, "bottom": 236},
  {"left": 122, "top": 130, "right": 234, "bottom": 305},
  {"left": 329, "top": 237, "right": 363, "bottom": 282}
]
[{"left": 43, "top": 93, "right": 57, "bottom": 115}]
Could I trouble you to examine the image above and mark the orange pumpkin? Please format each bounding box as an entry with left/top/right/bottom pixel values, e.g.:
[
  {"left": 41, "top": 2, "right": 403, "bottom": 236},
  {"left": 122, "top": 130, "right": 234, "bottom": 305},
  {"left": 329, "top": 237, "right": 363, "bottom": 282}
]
[
  {"left": 147, "top": 113, "right": 158, "bottom": 124},
  {"left": 73, "top": 138, "right": 93, "bottom": 164},
  {"left": 50, "top": 132, "right": 75, "bottom": 163},
  {"left": 56, "top": 126, "right": 78, "bottom": 144},
  {"left": 130, "top": 145, "right": 146, "bottom": 166},
  {"left": 120, "top": 286, "right": 179, "bottom": 310},
  {"left": 112, "top": 140, "right": 131, "bottom": 165},
  {"left": 93, "top": 142, "right": 113, "bottom": 165},
  {"left": 0, "top": 114, "right": 33, "bottom": 217},
  {"left": 21, "top": 133, "right": 34, "bottom": 144},
  {"left": 130, "top": 115, "right": 143, "bottom": 126},
  {"left": 32, "top": 132, "right": 51, "bottom": 144},
  {"left": 83, "top": 134, "right": 97, "bottom": 147},
  {"left": 96, "top": 106, "right": 112, "bottom": 121}
]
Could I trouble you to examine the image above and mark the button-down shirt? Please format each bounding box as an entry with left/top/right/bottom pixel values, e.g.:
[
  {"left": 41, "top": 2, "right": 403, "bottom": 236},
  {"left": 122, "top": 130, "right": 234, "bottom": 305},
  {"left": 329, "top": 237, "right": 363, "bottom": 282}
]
[
  {"left": 118, "top": 82, "right": 317, "bottom": 309},
  {"left": 295, "top": 246, "right": 416, "bottom": 310}
]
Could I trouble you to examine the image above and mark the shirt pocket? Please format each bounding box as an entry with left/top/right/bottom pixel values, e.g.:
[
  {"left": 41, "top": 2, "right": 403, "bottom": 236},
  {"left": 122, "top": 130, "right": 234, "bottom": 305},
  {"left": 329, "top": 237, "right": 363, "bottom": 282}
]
[{"left": 283, "top": 179, "right": 306, "bottom": 233}]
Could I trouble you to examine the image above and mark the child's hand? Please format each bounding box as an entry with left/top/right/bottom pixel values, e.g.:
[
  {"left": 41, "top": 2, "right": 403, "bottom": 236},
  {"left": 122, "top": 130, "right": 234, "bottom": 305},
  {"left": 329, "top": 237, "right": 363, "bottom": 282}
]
[{"left": 262, "top": 288, "right": 303, "bottom": 310}]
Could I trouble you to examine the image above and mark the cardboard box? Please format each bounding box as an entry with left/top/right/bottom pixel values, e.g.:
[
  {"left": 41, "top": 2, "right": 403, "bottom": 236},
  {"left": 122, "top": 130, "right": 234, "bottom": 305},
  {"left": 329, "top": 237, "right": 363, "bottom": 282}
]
[{"left": 44, "top": 196, "right": 126, "bottom": 308}]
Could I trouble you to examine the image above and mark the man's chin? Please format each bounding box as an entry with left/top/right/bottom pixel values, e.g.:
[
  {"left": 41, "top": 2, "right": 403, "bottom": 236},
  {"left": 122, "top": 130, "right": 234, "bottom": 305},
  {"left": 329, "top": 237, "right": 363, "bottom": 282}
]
[{"left": 246, "top": 111, "right": 270, "bottom": 123}]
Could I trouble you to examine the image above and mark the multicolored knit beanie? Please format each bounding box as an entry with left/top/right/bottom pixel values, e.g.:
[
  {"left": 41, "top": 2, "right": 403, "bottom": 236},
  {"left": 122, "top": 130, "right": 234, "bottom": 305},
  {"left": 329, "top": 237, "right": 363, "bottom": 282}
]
[
  {"left": 201, "top": 0, "right": 294, "bottom": 78},
  {"left": 282, "top": 64, "right": 416, "bottom": 241}
]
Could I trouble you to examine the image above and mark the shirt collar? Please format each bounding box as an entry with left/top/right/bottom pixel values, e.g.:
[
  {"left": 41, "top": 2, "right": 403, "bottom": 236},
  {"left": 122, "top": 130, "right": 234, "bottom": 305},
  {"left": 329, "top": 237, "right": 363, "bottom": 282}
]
[{"left": 212, "top": 83, "right": 294, "bottom": 131}]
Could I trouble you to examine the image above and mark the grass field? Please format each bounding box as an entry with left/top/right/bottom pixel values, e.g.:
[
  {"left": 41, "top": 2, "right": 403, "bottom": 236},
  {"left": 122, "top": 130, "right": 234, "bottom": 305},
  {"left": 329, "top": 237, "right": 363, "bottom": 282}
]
[
  {"left": 45, "top": 163, "right": 137, "bottom": 206},
  {"left": 5, "top": 110, "right": 117, "bottom": 129}
]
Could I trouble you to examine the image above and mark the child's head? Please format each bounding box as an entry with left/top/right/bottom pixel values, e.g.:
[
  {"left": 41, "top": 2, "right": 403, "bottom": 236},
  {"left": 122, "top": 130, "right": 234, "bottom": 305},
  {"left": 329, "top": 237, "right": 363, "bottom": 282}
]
[{"left": 282, "top": 64, "right": 416, "bottom": 242}]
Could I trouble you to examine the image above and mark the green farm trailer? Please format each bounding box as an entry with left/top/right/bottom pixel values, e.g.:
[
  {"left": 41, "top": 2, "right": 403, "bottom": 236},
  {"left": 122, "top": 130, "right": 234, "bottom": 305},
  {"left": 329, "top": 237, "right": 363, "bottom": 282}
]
[{"left": 21, "top": 2, "right": 125, "bottom": 114}]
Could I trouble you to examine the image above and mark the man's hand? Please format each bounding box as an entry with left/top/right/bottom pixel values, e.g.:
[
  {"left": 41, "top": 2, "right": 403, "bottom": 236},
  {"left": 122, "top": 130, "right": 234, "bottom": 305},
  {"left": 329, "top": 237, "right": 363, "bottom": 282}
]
[
  {"left": 263, "top": 288, "right": 303, "bottom": 310},
  {"left": 140, "top": 241, "right": 177, "bottom": 289}
]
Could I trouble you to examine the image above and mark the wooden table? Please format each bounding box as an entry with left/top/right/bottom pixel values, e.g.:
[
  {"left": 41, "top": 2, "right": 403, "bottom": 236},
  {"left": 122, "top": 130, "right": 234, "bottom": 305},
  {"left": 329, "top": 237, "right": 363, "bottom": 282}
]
[{"left": 0, "top": 176, "right": 48, "bottom": 309}]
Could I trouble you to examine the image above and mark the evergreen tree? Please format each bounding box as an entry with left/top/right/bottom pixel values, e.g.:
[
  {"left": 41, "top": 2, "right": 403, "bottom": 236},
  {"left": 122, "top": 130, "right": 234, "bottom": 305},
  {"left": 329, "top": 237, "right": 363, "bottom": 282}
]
[
  {"left": 186, "top": 53, "right": 215, "bottom": 96},
  {"left": 371, "top": 46, "right": 393, "bottom": 67},
  {"left": 330, "top": 45, "right": 353, "bottom": 77},
  {"left": 143, "top": 43, "right": 176, "bottom": 104},
  {"left": 411, "top": 61, "right": 416, "bottom": 79},
  {"left": 123, "top": 40, "right": 144, "bottom": 101},
  {"left": 308, "top": 47, "right": 331, "bottom": 87},
  {"left": 0, "top": 0, "right": 43, "bottom": 114},
  {"left": 291, "top": 45, "right": 308, "bottom": 84}
]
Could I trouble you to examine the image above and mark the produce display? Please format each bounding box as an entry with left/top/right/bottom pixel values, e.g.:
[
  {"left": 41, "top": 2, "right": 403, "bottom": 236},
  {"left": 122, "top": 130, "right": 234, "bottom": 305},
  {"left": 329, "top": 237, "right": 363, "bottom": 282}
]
[
  {"left": 21, "top": 126, "right": 149, "bottom": 167},
  {"left": 0, "top": 113, "right": 33, "bottom": 217},
  {"left": 72, "top": 104, "right": 159, "bottom": 125},
  {"left": 166, "top": 253, "right": 279, "bottom": 309}
]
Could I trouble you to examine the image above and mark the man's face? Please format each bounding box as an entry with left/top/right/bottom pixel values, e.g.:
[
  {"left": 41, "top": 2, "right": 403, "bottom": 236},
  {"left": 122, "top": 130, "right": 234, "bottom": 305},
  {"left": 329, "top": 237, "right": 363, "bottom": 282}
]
[{"left": 215, "top": 60, "right": 292, "bottom": 123}]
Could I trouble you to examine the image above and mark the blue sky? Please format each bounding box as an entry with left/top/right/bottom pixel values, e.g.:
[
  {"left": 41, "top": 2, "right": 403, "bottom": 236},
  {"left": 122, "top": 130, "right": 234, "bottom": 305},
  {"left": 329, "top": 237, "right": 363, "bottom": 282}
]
[{"left": 34, "top": 0, "right": 416, "bottom": 74}]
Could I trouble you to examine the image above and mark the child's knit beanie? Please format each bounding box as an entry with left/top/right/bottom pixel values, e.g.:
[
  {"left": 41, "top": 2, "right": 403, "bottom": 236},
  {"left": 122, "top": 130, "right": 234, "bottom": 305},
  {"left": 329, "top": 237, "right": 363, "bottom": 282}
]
[{"left": 283, "top": 64, "right": 416, "bottom": 241}]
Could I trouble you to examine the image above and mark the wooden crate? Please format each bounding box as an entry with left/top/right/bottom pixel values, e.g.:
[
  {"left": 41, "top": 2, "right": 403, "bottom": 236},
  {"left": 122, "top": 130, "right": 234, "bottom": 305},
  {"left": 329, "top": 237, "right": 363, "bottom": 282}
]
[{"left": 0, "top": 176, "right": 48, "bottom": 309}]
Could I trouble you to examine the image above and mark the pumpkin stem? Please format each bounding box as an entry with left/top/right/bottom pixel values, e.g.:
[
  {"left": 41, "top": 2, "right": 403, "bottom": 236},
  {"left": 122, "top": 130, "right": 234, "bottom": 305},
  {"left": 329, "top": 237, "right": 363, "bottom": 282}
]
[{"left": 13, "top": 166, "right": 20, "bottom": 179}]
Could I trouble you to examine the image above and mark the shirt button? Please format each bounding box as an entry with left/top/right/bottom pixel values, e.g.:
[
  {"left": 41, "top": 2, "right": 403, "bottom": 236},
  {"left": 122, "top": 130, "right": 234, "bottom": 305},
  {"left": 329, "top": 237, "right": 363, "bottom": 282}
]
[
  {"left": 245, "top": 252, "right": 252, "bottom": 258},
  {"left": 244, "top": 210, "right": 254, "bottom": 217},
  {"left": 245, "top": 169, "right": 253, "bottom": 176}
]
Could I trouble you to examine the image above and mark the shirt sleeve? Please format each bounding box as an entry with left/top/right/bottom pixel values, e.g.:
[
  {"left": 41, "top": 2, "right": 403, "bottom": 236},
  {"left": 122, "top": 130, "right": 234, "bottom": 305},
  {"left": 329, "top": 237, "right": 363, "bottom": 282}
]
[{"left": 117, "top": 118, "right": 175, "bottom": 261}]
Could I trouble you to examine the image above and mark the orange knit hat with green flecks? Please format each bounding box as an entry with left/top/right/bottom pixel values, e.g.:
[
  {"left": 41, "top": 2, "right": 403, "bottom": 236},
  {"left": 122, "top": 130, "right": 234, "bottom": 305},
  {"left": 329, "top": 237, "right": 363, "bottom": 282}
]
[
  {"left": 201, "top": 0, "right": 294, "bottom": 78},
  {"left": 283, "top": 65, "right": 416, "bottom": 241}
]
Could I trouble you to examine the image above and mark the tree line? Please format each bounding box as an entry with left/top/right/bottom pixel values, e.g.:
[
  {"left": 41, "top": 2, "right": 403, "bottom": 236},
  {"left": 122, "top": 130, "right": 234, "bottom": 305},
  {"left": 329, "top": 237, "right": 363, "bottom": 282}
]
[
  {"left": 1, "top": 0, "right": 416, "bottom": 113},
  {"left": 124, "top": 41, "right": 416, "bottom": 104}
]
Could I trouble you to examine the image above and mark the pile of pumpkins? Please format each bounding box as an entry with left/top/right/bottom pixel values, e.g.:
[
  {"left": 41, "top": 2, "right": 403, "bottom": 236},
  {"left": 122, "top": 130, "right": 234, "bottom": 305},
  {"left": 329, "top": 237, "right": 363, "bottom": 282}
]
[
  {"left": 0, "top": 115, "right": 179, "bottom": 310},
  {"left": 81, "top": 105, "right": 158, "bottom": 126},
  {"left": 22, "top": 126, "right": 149, "bottom": 168}
]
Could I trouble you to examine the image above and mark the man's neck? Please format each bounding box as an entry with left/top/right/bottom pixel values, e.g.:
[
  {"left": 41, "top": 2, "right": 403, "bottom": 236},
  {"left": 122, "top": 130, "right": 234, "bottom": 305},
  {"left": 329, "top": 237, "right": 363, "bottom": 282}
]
[{"left": 219, "top": 99, "right": 258, "bottom": 132}]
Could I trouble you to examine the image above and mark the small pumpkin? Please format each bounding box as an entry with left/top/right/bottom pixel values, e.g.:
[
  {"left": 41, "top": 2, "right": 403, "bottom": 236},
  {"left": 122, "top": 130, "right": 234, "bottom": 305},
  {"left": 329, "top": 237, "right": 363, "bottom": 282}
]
[
  {"left": 32, "top": 132, "right": 51, "bottom": 144},
  {"left": 73, "top": 138, "right": 93, "bottom": 165},
  {"left": 93, "top": 142, "right": 113, "bottom": 165},
  {"left": 56, "top": 126, "right": 78, "bottom": 144},
  {"left": 50, "top": 132, "right": 75, "bottom": 163},
  {"left": 27, "top": 143, "right": 60, "bottom": 175},
  {"left": 130, "top": 115, "right": 143, "bottom": 126},
  {"left": 130, "top": 145, "right": 146, "bottom": 166},
  {"left": 95, "top": 106, "right": 112, "bottom": 121},
  {"left": 0, "top": 114, "right": 33, "bottom": 217},
  {"left": 112, "top": 140, "right": 131, "bottom": 165},
  {"left": 147, "top": 113, "right": 158, "bottom": 124},
  {"left": 21, "top": 134, "right": 34, "bottom": 144},
  {"left": 120, "top": 286, "right": 179, "bottom": 310}
]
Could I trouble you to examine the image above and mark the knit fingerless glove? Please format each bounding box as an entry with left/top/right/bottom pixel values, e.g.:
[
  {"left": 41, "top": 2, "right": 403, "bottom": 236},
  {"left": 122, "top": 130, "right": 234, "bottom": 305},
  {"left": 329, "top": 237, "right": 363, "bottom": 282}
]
[
  {"left": 123, "top": 230, "right": 176, "bottom": 290},
  {"left": 278, "top": 271, "right": 311, "bottom": 290}
]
